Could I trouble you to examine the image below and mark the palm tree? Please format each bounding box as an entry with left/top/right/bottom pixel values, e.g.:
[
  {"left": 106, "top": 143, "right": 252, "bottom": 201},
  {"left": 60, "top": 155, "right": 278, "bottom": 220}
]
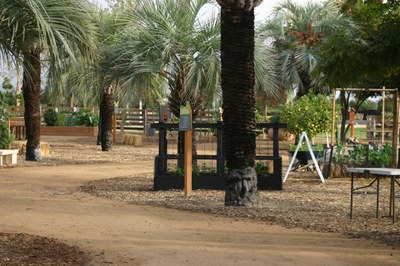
[
  {"left": 216, "top": 0, "right": 263, "bottom": 206},
  {"left": 114, "top": 0, "right": 221, "bottom": 115},
  {"left": 0, "top": 0, "right": 97, "bottom": 160},
  {"left": 259, "top": 0, "right": 347, "bottom": 99},
  {"left": 112, "top": 0, "right": 221, "bottom": 164}
]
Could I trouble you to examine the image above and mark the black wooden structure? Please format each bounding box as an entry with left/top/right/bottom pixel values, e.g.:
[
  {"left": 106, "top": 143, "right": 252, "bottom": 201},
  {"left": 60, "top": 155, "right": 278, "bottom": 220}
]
[{"left": 151, "top": 122, "right": 287, "bottom": 190}]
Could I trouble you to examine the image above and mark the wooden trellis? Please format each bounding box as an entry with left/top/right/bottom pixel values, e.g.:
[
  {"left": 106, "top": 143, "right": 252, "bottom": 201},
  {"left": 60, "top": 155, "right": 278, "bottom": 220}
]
[{"left": 331, "top": 87, "right": 399, "bottom": 167}]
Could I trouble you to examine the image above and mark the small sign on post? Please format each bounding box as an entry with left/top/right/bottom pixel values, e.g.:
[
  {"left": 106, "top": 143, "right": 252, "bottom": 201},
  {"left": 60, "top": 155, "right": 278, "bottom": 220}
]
[
  {"left": 179, "top": 101, "right": 192, "bottom": 131},
  {"left": 179, "top": 101, "right": 192, "bottom": 196}
]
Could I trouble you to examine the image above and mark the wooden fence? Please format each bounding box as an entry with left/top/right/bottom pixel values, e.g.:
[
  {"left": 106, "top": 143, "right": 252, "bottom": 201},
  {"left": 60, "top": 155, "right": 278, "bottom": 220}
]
[{"left": 7, "top": 106, "right": 217, "bottom": 135}]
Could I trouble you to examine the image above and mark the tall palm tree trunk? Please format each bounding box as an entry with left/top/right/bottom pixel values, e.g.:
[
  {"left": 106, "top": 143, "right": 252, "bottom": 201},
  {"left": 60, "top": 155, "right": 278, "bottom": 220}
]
[
  {"left": 221, "top": 7, "right": 260, "bottom": 206},
  {"left": 23, "top": 49, "right": 42, "bottom": 161},
  {"left": 100, "top": 86, "right": 115, "bottom": 151}
]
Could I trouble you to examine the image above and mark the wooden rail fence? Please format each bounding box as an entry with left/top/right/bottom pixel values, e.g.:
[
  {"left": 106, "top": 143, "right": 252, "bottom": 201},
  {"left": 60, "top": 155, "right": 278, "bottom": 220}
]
[{"left": 7, "top": 106, "right": 217, "bottom": 135}]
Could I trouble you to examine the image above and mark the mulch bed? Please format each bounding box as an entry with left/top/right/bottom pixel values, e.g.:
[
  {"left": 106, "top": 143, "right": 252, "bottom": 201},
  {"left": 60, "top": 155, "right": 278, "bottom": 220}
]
[{"left": 0, "top": 233, "right": 88, "bottom": 266}]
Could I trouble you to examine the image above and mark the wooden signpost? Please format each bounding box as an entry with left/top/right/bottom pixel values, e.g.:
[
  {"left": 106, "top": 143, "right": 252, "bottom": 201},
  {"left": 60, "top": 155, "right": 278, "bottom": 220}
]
[{"left": 179, "top": 101, "right": 192, "bottom": 196}]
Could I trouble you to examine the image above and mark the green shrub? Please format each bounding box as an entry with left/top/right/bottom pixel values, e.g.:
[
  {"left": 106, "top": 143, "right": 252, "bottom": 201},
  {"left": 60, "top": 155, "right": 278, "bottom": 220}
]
[
  {"left": 334, "top": 143, "right": 392, "bottom": 167},
  {"left": 56, "top": 112, "right": 69, "bottom": 126},
  {"left": 280, "top": 92, "right": 337, "bottom": 140},
  {"left": 0, "top": 100, "right": 14, "bottom": 149},
  {"left": 255, "top": 162, "right": 269, "bottom": 175},
  {"left": 0, "top": 122, "right": 14, "bottom": 149},
  {"left": 43, "top": 109, "right": 58, "bottom": 126},
  {"left": 71, "top": 111, "right": 98, "bottom": 126}
]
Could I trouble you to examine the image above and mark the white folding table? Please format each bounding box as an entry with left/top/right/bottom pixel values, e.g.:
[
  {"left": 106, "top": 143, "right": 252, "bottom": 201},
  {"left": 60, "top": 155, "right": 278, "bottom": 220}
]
[{"left": 347, "top": 167, "right": 400, "bottom": 223}]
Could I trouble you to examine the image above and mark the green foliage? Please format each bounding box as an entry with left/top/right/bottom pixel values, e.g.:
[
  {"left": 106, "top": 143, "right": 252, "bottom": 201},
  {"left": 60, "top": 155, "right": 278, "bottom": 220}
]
[
  {"left": 288, "top": 143, "right": 324, "bottom": 152},
  {"left": 0, "top": 91, "right": 17, "bottom": 106},
  {"left": 167, "top": 165, "right": 217, "bottom": 176},
  {"left": 280, "top": 92, "right": 336, "bottom": 140},
  {"left": 2, "top": 76, "right": 13, "bottom": 90},
  {"left": 334, "top": 143, "right": 392, "bottom": 167},
  {"left": 0, "top": 122, "right": 14, "bottom": 149},
  {"left": 71, "top": 111, "right": 99, "bottom": 126},
  {"left": 377, "top": 98, "right": 395, "bottom": 113},
  {"left": 357, "top": 99, "right": 378, "bottom": 111},
  {"left": 43, "top": 109, "right": 99, "bottom": 127},
  {"left": 255, "top": 109, "right": 266, "bottom": 123},
  {"left": 255, "top": 162, "right": 269, "bottom": 176},
  {"left": 43, "top": 109, "right": 58, "bottom": 126},
  {"left": 167, "top": 167, "right": 184, "bottom": 176},
  {"left": 318, "top": 1, "right": 400, "bottom": 87},
  {"left": 55, "top": 112, "right": 69, "bottom": 126},
  {"left": 369, "top": 143, "right": 392, "bottom": 167},
  {"left": 0, "top": 100, "right": 14, "bottom": 149}
]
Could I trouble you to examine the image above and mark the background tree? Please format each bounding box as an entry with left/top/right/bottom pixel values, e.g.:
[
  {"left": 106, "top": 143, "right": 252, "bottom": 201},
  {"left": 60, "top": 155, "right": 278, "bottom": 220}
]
[
  {"left": 0, "top": 0, "right": 97, "bottom": 160},
  {"left": 114, "top": 0, "right": 221, "bottom": 117},
  {"left": 259, "top": 0, "right": 348, "bottom": 99},
  {"left": 112, "top": 0, "right": 221, "bottom": 163},
  {"left": 317, "top": 0, "right": 400, "bottom": 143}
]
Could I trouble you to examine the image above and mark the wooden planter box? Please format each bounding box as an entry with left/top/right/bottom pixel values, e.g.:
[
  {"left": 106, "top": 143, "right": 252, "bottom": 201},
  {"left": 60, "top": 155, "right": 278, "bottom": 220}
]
[{"left": 40, "top": 126, "right": 98, "bottom": 137}]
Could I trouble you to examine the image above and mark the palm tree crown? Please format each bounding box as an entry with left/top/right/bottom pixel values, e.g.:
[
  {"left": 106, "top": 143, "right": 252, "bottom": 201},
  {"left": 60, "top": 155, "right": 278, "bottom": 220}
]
[
  {"left": 259, "top": 0, "right": 347, "bottom": 98},
  {"left": 0, "top": 0, "right": 98, "bottom": 160}
]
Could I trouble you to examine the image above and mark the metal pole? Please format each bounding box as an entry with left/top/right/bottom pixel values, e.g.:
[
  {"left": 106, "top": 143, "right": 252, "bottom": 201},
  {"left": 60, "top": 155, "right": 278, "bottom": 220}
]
[{"left": 392, "top": 89, "right": 399, "bottom": 167}]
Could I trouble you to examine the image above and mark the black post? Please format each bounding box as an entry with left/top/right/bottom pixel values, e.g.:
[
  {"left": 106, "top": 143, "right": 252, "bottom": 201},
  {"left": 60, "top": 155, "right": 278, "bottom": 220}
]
[
  {"left": 217, "top": 122, "right": 224, "bottom": 176},
  {"left": 273, "top": 157, "right": 283, "bottom": 190},
  {"left": 158, "top": 123, "right": 168, "bottom": 174},
  {"left": 272, "top": 124, "right": 279, "bottom": 157}
]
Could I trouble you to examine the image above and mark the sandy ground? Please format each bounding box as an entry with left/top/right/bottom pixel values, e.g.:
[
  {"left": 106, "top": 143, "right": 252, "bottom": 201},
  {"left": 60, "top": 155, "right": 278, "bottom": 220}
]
[{"left": 0, "top": 137, "right": 400, "bottom": 265}]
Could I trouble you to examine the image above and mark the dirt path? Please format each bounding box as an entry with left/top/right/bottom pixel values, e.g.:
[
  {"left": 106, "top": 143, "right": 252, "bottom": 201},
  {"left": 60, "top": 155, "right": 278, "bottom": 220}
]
[{"left": 1, "top": 162, "right": 399, "bottom": 265}]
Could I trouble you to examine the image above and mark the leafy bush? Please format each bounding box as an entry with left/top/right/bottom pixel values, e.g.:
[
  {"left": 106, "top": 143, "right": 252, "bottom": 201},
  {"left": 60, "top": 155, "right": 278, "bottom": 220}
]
[
  {"left": 0, "top": 100, "right": 14, "bottom": 149},
  {"left": 71, "top": 111, "right": 98, "bottom": 126},
  {"left": 255, "top": 162, "right": 269, "bottom": 175},
  {"left": 280, "top": 92, "right": 337, "bottom": 140},
  {"left": 43, "top": 109, "right": 58, "bottom": 126},
  {"left": 369, "top": 143, "right": 392, "bottom": 167},
  {"left": 56, "top": 112, "right": 69, "bottom": 126},
  {"left": 0, "top": 122, "right": 14, "bottom": 149}
]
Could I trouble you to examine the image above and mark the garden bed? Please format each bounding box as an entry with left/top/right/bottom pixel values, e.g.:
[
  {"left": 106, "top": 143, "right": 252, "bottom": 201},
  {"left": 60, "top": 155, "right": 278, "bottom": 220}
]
[{"left": 40, "top": 126, "right": 98, "bottom": 137}]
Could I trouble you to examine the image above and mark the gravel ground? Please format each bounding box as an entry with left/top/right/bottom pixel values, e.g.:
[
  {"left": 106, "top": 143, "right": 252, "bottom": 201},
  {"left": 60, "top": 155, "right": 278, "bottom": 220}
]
[
  {"left": 82, "top": 173, "right": 400, "bottom": 248},
  {"left": 2, "top": 136, "right": 400, "bottom": 265}
]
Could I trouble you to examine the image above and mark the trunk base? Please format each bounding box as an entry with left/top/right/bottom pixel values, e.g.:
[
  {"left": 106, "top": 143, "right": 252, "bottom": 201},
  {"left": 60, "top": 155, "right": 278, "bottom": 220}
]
[
  {"left": 25, "top": 143, "right": 42, "bottom": 161},
  {"left": 225, "top": 167, "right": 260, "bottom": 206},
  {"left": 101, "top": 132, "right": 113, "bottom": 151}
]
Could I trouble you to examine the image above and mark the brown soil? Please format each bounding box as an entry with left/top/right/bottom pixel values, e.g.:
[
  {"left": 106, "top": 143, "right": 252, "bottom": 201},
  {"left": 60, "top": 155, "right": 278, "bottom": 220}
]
[{"left": 1, "top": 136, "right": 400, "bottom": 265}]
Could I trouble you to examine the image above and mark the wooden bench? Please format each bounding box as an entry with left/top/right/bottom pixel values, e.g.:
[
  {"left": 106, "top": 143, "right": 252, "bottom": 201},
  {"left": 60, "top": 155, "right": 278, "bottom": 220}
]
[
  {"left": 0, "top": 149, "right": 18, "bottom": 166},
  {"left": 9, "top": 117, "right": 25, "bottom": 140}
]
